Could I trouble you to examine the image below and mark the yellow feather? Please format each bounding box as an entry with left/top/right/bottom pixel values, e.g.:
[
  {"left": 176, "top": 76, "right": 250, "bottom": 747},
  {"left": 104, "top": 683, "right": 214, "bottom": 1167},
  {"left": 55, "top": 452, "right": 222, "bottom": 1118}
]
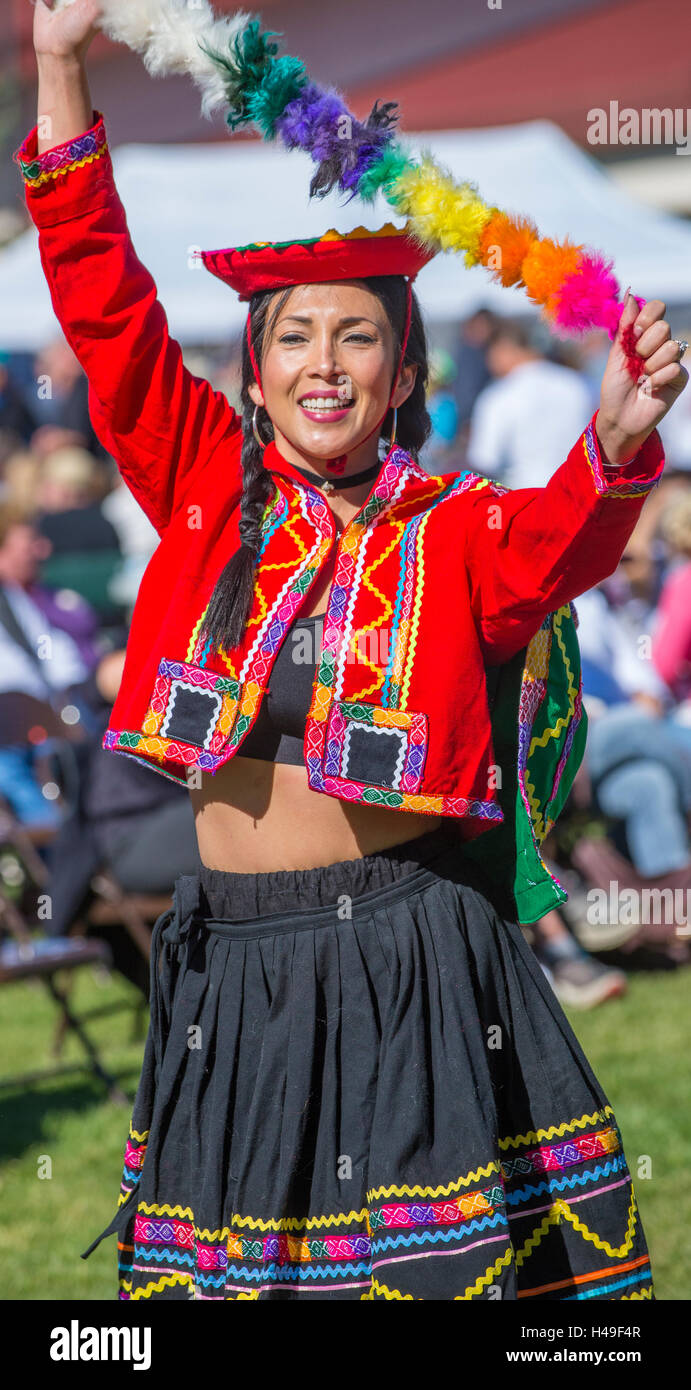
[{"left": 393, "top": 156, "right": 493, "bottom": 261}]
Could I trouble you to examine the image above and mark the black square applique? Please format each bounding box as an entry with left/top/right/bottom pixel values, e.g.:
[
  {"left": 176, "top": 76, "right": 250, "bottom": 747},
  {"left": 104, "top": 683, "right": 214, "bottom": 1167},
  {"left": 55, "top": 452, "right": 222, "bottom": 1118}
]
[
  {"left": 342, "top": 725, "right": 407, "bottom": 788},
  {"left": 160, "top": 683, "right": 221, "bottom": 748}
]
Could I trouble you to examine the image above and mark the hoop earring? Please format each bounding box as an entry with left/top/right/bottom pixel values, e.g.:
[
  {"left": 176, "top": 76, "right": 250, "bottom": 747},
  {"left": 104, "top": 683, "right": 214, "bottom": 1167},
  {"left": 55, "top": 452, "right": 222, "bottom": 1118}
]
[
  {"left": 390, "top": 406, "right": 398, "bottom": 447},
  {"left": 252, "top": 403, "right": 271, "bottom": 450}
]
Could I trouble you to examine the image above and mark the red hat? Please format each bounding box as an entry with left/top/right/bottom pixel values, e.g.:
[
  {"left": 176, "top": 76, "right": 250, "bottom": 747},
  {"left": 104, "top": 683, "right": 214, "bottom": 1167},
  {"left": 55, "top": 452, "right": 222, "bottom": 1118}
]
[{"left": 200, "top": 221, "right": 437, "bottom": 299}]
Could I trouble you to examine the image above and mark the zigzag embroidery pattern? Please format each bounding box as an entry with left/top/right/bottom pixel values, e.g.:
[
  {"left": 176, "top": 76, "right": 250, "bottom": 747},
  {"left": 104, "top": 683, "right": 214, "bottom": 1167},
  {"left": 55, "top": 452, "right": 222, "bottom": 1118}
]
[
  {"left": 20, "top": 125, "right": 109, "bottom": 188},
  {"left": 349, "top": 518, "right": 404, "bottom": 703},
  {"left": 583, "top": 421, "right": 663, "bottom": 499},
  {"left": 498, "top": 1106, "right": 614, "bottom": 1150},
  {"left": 359, "top": 1199, "right": 645, "bottom": 1303},
  {"left": 120, "top": 1272, "right": 189, "bottom": 1300},
  {"left": 24, "top": 147, "right": 108, "bottom": 187},
  {"left": 115, "top": 1106, "right": 650, "bottom": 1300},
  {"left": 524, "top": 605, "right": 579, "bottom": 843},
  {"left": 514, "top": 1193, "right": 638, "bottom": 1268}
]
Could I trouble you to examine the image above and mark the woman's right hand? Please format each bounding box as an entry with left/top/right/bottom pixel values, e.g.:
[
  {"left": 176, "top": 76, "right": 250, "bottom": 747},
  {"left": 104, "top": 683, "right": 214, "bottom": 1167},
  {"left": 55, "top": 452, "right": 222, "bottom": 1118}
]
[{"left": 33, "top": 0, "right": 103, "bottom": 61}]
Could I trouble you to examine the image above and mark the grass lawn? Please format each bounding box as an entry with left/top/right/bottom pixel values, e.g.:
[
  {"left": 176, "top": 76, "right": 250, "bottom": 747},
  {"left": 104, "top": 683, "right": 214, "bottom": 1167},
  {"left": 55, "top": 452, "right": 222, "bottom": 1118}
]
[
  {"left": 563, "top": 966, "right": 691, "bottom": 1303},
  {"left": 0, "top": 966, "right": 145, "bottom": 1300},
  {"left": 0, "top": 959, "right": 688, "bottom": 1301}
]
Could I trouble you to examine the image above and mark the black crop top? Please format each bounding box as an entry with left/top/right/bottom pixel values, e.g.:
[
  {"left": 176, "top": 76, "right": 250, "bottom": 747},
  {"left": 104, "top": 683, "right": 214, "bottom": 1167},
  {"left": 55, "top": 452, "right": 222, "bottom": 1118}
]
[{"left": 238, "top": 615, "right": 323, "bottom": 765}]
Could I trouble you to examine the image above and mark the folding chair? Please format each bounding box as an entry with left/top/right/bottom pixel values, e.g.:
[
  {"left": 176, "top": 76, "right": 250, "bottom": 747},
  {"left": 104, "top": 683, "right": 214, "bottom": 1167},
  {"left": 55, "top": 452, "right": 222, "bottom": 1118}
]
[
  {"left": 86, "top": 873, "right": 172, "bottom": 963},
  {"left": 0, "top": 883, "right": 127, "bottom": 1103}
]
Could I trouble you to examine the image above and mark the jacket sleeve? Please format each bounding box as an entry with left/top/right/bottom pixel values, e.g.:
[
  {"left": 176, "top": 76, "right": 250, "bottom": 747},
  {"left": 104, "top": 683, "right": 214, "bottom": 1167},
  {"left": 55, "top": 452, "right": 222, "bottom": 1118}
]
[
  {"left": 14, "top": 112, "right": 241, "bottom": 536},
  {"left": 463, "top": 410, "right": 665, "bottom": 664}
]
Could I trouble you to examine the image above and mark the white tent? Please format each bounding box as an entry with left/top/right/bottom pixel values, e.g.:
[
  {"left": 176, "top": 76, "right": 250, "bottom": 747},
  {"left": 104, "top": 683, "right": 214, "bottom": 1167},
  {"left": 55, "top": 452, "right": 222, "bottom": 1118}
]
[{"left": 3, "top": 118, "right": 691, "bottom": 349}]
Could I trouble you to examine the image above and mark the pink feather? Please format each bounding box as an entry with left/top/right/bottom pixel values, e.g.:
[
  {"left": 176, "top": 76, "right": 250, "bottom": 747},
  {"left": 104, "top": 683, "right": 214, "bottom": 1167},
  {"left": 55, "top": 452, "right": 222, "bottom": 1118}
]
[{"left": 551, "top": 251, "right": 621, "bottom": 335}]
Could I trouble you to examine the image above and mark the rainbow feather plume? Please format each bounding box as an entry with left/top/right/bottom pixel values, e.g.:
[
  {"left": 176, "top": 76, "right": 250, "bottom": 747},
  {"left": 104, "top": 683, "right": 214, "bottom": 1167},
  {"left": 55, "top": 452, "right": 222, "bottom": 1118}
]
[
  {"left": 201, "top": 13, "right": 644, "bottom": 374},
  {"left": 54, "top": 0, "right": 645, "bottom": 376}
]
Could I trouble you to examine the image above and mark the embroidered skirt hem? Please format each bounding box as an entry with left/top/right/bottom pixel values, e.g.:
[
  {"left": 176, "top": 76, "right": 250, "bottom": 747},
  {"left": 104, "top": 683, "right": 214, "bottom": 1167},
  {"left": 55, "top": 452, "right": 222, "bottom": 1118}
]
[{"left": 83, "top": 825, "right": 653, "bottom": 1301}]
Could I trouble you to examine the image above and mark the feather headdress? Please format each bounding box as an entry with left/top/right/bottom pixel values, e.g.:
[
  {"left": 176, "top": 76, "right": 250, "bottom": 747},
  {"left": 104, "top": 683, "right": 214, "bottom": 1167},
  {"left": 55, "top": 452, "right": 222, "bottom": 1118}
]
[{"left": 54, "top": 0, "right": 646, "bottom": 378}]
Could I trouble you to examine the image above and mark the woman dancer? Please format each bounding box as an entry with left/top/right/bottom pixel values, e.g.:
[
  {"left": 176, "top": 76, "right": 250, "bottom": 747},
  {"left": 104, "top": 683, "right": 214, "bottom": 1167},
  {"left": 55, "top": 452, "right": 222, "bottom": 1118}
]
[{"left": 18, "top": 0, "right": 687, "bottom": 1300}]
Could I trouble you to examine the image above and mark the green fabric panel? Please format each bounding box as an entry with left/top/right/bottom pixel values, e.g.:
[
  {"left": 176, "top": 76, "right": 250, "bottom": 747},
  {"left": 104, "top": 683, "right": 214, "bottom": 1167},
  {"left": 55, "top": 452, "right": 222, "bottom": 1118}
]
[{"left": 464, "top": 606, "right": 586, "bottom": 925}]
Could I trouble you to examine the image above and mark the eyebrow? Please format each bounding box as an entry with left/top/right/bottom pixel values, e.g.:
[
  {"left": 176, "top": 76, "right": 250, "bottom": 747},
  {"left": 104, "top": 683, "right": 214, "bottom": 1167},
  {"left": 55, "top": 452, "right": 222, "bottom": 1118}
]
[{"left": 277, "top": 314, "right": 380, "bottom": 329}]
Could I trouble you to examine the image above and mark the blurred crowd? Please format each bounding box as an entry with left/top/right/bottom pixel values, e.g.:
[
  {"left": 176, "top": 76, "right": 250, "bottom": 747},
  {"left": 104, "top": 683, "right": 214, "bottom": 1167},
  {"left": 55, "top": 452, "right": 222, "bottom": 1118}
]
[{"left": 2, "top": 316, "right": 691, "bottom": 1009}]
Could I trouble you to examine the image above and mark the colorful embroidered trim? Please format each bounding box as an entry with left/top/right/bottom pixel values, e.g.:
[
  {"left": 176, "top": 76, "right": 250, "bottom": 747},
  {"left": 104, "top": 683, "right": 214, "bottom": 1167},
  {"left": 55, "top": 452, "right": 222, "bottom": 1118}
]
[
  {"left": 520, "top": 607, "right": 579, "bottom": 844},
  {"left": 223, "top": 486, "right": 334, "bottom": 751},
  {"left": 584, "top": 420, "right": 665, "bottom": 497},
  {"left": 501, "top": 1125, "right": 620, "bottom": 1183},
  {"left": 382, "top": 470, "right": 486, "bottom": 709},
  {"left": 324, "top": 702, "right": 428, "bottom": 794},
  {"left": 541, "top": 604, "right": 583, "bottom": 833},
  {"left": 298, "top": 448, "right": 499, "bottom": 822},
  {"left": 141, "top": 659, "right": 240, "bottom": 757},
  {"left": 114, "top": 1106, "right": 652, "bottom": 1300},
  {"left": 231, "top": 222, "right": 404, "bottom": 254},
  {"left": 105, "top": 451, "right": 500, "bottom": 824},
  {"left": 103, "top": 431, "right": 643, "bottom": 846},
  {"left": 179, "top": 443, "right": 501, "bottom": 823},
  {"left": 104, "top": 726, "right": 223, "bottom": 776},
  {"left": 17, "top": 120, "right": 108, "bottom": 188},
  {"left": 120, "top": 1130, "right": 148, "bottom": 1206}
]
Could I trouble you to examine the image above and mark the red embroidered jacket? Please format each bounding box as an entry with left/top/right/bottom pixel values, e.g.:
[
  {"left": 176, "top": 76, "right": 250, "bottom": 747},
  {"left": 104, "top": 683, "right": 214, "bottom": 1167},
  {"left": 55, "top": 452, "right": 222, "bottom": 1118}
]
[{"left": 16, "top": 114, "right": 666, "bottom": 845}]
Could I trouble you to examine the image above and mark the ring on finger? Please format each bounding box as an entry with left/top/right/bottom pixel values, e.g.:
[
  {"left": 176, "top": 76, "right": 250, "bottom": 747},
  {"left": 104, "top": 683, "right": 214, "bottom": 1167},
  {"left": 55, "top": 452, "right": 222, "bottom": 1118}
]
[{"left": 673, "top": 339, "right": 689, "bottom": 360}]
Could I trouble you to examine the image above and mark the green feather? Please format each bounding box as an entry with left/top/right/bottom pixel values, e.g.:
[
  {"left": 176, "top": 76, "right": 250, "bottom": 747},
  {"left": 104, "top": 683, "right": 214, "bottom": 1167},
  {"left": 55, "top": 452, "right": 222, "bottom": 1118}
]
[
  {"left": 246, "top": 57, "right": 309, "bottom": 139},
  {"left": 199, "top": 18, "right": 284, "bottom": 131},
  {"left": 358, "top": 144, "right": 413, "bottom": 202}
]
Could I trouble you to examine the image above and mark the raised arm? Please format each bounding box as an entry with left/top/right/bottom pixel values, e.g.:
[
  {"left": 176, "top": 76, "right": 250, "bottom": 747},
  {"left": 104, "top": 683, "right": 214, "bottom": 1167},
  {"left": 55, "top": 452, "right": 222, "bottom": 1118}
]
[
  {"left": 462, "top": 410, "right": 666, "bottom": 664},
  {"left": 16, "top": 2, "right": 241, "bottom": 536},
  {"left": 463, "top": 292, "right": 691, "bottom": 662}
]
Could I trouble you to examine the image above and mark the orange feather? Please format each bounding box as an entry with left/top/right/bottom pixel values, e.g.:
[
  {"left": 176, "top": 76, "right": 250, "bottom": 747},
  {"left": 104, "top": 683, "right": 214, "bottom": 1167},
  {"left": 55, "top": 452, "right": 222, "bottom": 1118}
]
[
  {"left": 521, "top": 238, "right": 583, "bottom": 312},
  {"left": 477, "top": 211, "right": 539, "bottom": 288}
]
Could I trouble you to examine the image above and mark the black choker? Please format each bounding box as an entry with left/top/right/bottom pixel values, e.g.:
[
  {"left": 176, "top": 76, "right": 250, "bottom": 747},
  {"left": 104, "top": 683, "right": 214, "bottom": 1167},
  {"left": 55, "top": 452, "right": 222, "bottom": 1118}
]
[{"left": 287, "top": 458, "right": 383, "bottom": 495}]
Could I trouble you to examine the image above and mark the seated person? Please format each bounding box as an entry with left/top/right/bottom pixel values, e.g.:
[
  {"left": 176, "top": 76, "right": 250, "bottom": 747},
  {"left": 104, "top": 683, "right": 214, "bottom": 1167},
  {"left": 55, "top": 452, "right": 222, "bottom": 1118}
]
[
  {"left": 0, "top": 500, "right": 99, "bottom": 831},
  {"left": 575, "top": 578, "right": 691, "bottom": 884},
  {"left": 46, "top": 651, "right": 200, "bottom": 938}
]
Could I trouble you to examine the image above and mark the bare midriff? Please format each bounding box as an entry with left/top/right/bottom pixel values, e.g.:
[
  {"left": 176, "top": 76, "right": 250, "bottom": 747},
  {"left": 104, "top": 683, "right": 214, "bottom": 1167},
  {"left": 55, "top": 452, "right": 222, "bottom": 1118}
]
[
  {"left": 189, "top": 761, "right": 443, "bottom": 873},
  {"left": 188, "top": 534, "right": 445, "bottom": 871}
]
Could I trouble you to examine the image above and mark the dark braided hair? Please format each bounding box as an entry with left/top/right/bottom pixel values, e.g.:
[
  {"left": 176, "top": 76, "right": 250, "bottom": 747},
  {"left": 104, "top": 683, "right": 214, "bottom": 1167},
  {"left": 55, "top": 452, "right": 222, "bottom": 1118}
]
[{"left": 201, "top": 275, "right": 432, "bottom": 655}]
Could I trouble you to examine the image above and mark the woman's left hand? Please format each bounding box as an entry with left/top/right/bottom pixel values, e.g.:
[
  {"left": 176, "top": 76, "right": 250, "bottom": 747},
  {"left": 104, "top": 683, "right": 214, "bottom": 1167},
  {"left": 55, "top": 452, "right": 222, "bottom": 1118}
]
[{"left": 596, "top": 293, "right": 688, "bottom": 464}]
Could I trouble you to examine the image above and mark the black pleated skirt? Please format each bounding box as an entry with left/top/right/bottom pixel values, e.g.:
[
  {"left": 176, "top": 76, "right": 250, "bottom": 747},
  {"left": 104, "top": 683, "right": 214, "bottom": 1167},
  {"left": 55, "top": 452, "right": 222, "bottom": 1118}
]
[{"left": 83, "top": 823, "right": 653, "bottom": 1301}]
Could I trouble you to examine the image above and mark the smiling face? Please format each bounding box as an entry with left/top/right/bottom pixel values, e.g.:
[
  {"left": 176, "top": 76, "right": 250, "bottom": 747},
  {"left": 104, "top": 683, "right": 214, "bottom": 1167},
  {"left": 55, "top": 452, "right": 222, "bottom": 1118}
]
[{"left": 248, "top": 279, "right": 417, "bottom": 472}]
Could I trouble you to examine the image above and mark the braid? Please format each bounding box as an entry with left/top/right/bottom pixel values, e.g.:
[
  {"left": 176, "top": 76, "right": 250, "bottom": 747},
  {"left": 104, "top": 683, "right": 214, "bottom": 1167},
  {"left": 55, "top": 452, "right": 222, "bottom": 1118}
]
[
  {"left": 202, "top": 275, "right": 431, "bottom": 656},
  {"left": 201, "top": 394, "right": 274, "bottom": 654}
]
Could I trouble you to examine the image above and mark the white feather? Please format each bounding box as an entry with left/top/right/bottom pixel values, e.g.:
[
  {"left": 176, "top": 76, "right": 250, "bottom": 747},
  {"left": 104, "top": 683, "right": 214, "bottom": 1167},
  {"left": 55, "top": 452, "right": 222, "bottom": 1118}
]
[{"left": 53, "top": 0, "right": 249, "bottom": 118}]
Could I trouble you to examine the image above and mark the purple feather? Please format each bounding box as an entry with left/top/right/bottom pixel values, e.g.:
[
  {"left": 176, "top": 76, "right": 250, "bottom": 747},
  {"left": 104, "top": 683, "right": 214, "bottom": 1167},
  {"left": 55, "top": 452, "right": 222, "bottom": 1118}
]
[
  {"left": 276, "top": 81, "right": 395, "bottom": 198},
  {"left": 277, "top": 83, "right": 346, "bottom": 155}
]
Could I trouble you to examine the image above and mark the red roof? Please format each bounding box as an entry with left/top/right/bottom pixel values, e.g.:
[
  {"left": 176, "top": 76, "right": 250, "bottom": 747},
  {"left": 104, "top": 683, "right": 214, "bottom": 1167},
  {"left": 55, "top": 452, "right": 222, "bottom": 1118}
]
[
  {"left": 7, "top": 0, "right": 689, "bottom": 150},
  {"left": 348, "top": 0, "right": 691, "bottom": 148}
]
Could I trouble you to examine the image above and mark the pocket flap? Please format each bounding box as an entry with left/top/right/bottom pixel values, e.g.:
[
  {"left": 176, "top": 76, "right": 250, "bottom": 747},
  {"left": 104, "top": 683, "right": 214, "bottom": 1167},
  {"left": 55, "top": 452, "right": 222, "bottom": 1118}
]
[
  {"left": 142, "top": 659, "right": 241, "bottom": 755},
  {"left": 324, "top": 701, "right": 428, "bottom": 793}
]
